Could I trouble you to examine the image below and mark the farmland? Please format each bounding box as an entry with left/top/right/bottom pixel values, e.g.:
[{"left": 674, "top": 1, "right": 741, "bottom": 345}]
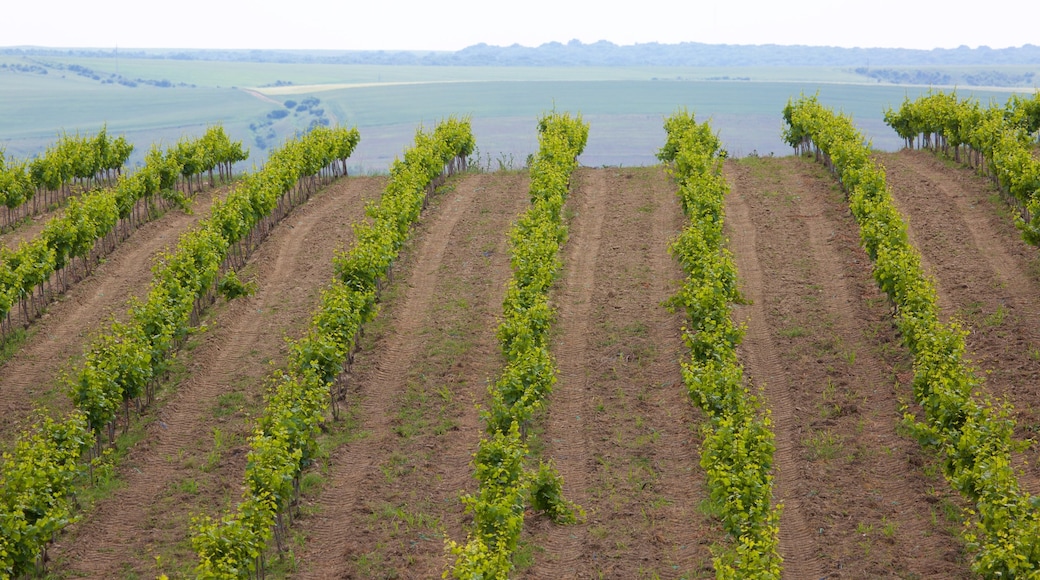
[
  {"left": 3, "top": 48, "right": 1040, "bottom": 577},
  {"left": 0, "top": 105, "right": 1038, "bottom": 577},
  {"left": 1, "top": 51, "right": 1033, "bottom": 170}
]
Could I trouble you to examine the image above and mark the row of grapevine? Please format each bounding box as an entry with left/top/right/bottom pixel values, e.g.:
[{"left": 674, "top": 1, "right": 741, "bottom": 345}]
[
  {"left": 0, "top": 126, "right": 359, "bottom": 579},
  {"left": 171, "top": 126, "right": 250, "bottom": 196},
  {"left": 70, "top": 124, "right": 360, "bottom": 449},
  {"left": 0, "top": 127, "right": 247, "bottom": 343},
  {"left": 883, "top": 90, "right": 1040, "bottom": 244},
  {"left": 0, "top": 126, "right": 134, "bottom": 230},
  {"left": 784, "top": 94, "right": 1040, "bottom": 577},
  {"left": 659, "top": 110, "right": 782, "bottom": 578},
  {"left": 0, "top": 412, "right": 89, "bottom": 578},
  {"left": 191, "top": 117, "right": 474, "bottom": 579},
  {"left": 446, "top": 111, "right": 588, "bottom": 578}
]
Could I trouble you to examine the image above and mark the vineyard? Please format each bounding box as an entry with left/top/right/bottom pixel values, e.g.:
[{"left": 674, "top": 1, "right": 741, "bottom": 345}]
[{"left": 1, "top": 91, "right": 1040, "bottom": 579}]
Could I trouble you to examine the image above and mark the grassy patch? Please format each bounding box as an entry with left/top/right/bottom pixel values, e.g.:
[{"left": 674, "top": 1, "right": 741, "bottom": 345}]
[
  {"left": 984, "top": 304, "right": 1009, "bottom": 327},
  {"left": 778, "top": 325, "right": 808, "bottom": 338},
  {"left": 803, "top": 429, "right": 842, "bottom": 461},
  {"left": 0, "top": 326, "right": 29, "bottom": 366},
  {"left": 211, "top": 390, "right": 246, "bottom": 418}
]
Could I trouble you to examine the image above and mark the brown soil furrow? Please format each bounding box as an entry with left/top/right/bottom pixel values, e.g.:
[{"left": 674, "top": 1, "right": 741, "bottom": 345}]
[
  {"left": 724, "top": 161, "right": 825, "bottom": 580},
  {"left": 48, "top": 177, "right": 382, "bottom": 577},
  {"left": 727, "top": 156, "right": 971, "bottom": 577},
  {"left": 525, "top": 167, "right": 715, "bottom": 577},
  {"left": 524, "top": 167, "right": 606, "bottom": 576},
  {"left": 421, "top": 173, "right": 534, "bottom": 574},
  {"left": 880, "top": 150, "right": 1040, "bottom": 495},
  {"left": 790, "top": 158, "right": 969, "bottom": 577},
  {"left": 0, "top": 204, "right": 66, "bottom": 250},
  {"left": 0, "top": 187, "right": 226, "bottom": 443},
  {"left": 641, "top": 166, "right": 718, "bottom": 575},
  {"left": 291, "top": 173, "right": 496, "bottom": 578}
]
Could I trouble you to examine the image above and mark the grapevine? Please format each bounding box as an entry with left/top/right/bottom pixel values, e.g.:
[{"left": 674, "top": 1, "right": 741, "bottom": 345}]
[
  {"left": 785, "top": 94, "right": 1040, "bottom": 577},
  {"left": 192, "top": 118, "right": 473, "bottom": 579},
  {"left": 883, "top": 90, "right": 1040, "bottom": 244},
  {"left": 446, "top": 111, "right": 588, "bottom": 578},
  {"left": 0, "top": 125, "right": 356, "bottom": 578},
  {"left": 661, "top": 109, "right": 782, "bottom": 578}
]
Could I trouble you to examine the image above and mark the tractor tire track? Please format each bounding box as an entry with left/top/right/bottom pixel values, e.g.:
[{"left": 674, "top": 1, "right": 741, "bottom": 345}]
[
  {"left": 290, "top": 173, "right": 510, "bottom": 578},
  {"left": 726, "top": 157, "right": 966, "bottom": 578},
  {"left": 525, "top": 167, "right": 715, "bottom": 578},
  {"left": 48, "top": 177, "right": 382, "bottom": 578},
  {"left": 0, "top": 186, "right": 228, "bottom": 444},
  {"left": 881, "top": 149, "right": 1040, "bottom": 496}
]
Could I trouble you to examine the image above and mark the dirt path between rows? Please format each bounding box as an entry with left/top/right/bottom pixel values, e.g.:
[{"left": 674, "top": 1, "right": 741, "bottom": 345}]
[
  {"left": 291, "top": 173, "right": 531, "bottom": 578},
  {"left": 0, "top": 204, "right": 66, "bottom": 250},
  {"left": 38, "top": 154, "right": 1031, "bottom": 577},
  {"left": 0, "top": 186, "right": 106, "bottom": 250},
  {"left": 724, "top": 161, "right": 825, "bottom": 580},
  {"left": 726, "top": 156, "right": 968, "bottom": 578},
  {"left": 523, "top": 167, "right": 716, "bottom": 577},
  {"left": 48, "top": 176, "right": 384, "bottom": 578},
  {"left": 880, "top": 149, "right": 1040, "bottom": 495},
  {"left": 0, "top": 186, "right": 228, "bottom": 444}
]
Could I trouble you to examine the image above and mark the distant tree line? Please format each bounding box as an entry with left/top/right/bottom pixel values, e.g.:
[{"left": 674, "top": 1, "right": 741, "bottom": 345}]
[
  {"left": 855, "top": 67, "right": 1037, "bottom": 87},
  {"left": 0, "top": 63, "right": 48, "bottom": 74},
  {"left": 0, "top": 57, "right": 193, "bottom": 88},
  {"left": 249, "top": 97, "right": 330, "bottom": 150},
  {"left": 3, "top": 41, "right": 1040, "bottom": 67}
]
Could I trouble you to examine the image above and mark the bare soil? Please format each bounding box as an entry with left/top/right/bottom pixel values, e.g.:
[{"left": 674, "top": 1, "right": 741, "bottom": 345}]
[
  {"left": 0, "top": 186, "right": 229, "bottom": 444},
  {"left": 522, "top": 167, "right": 718, "bottom": 578},
  {"left": 31, "top": 156, "right": 1040, "bottom": 579},
  {"left": 725, "top": 156, "right": 968, "bottom": 578},
  {"left": 46, "top": 176, "right": 384, "bottom": 578},
  {"left": 879, "top": 149, "right": 1040, "bottom": 495},
  {"left": 290, "top": 172, "right": 531, "bottom": 578}
]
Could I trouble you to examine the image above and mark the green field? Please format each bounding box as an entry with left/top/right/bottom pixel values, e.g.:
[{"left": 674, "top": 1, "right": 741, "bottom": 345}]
[{"left": 0, "top": 53, "right": 1030, "bottom": 170}]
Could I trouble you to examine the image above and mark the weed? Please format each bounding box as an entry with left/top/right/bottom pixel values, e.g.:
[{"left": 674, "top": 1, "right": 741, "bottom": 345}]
[
  {"left": 803, "top": 430, "right": 841, "bottom": 461},
  {"left": 985, "top": 304, "right": 1008, "bottom": 327},
  {"left": 393, "top": 381, "right": 428, "bottom": 439},
  {"left": 634, "top": 428, "right": 661, "bottom": 447},
  {"left": 940, "top": 498, "right": 962, "bottom": 524},
  {"left": 512, "top": 540, "right": 542, "bottom": 571},
  {"left": 379, "top": 452, "right": 410, "bottom": 484},
  {"left": 813, "top": 336, "right": 838, "bottom": 354},
  {"left": 882, "top": 517, "right": 897, "bottom": 539},
  {"left": 212, "top": 391, "right": 246, "bottom": 418},
  {"left": 840, "top": 348, "right": 857, "bottom": 366},
  {"left": 1029, "top": 345, "right": 1040, "bottom": 361},
  {"left": 176, "top": 478, "right": 199, "bottom": 495},
  {"left": 0, "top": 327, "right": 28, "bottom": 366},
  {"left": 959, "top": 300, "right": 983, "bottom": 320},
  {"left": 436, "top": 384, "right": 454, "bottom": 404},
  {"left": 300, "top": 471, "right": 324, "bottom": 495},
  {"left": 203, "top": 427, "right": 238, "bottom": 472}
]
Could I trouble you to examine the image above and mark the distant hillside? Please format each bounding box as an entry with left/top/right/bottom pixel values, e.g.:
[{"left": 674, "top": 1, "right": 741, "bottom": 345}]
[
  {"left": 5, "top": 41, "right": 1040, "bottom": 68},
  {"left": 443, "top": 41, "right": 1040, "bottom": 67}
]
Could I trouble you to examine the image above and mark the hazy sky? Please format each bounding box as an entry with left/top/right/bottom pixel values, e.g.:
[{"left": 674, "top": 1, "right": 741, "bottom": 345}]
[{"left": 5, "top": 0, "right": 1034, "bottom": 51}]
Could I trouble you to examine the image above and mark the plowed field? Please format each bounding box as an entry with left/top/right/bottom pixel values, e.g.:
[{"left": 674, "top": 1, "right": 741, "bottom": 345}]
[{"left": 8, "top": 149, "right": 1039, "bottom": 578}]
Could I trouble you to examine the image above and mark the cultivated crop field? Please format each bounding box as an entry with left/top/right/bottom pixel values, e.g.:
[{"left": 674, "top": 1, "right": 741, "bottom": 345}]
[
  {"left": 3, "top": 51, "right": 1032, "bottom": 171},
  {"left": 2, "top": 97, "right": 1040, "bottom": 579}
]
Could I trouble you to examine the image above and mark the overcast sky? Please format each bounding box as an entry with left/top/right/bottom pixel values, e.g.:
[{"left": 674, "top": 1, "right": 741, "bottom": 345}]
[{"left": 4, "top": 0, "right": 1034, "bottom": 52}]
